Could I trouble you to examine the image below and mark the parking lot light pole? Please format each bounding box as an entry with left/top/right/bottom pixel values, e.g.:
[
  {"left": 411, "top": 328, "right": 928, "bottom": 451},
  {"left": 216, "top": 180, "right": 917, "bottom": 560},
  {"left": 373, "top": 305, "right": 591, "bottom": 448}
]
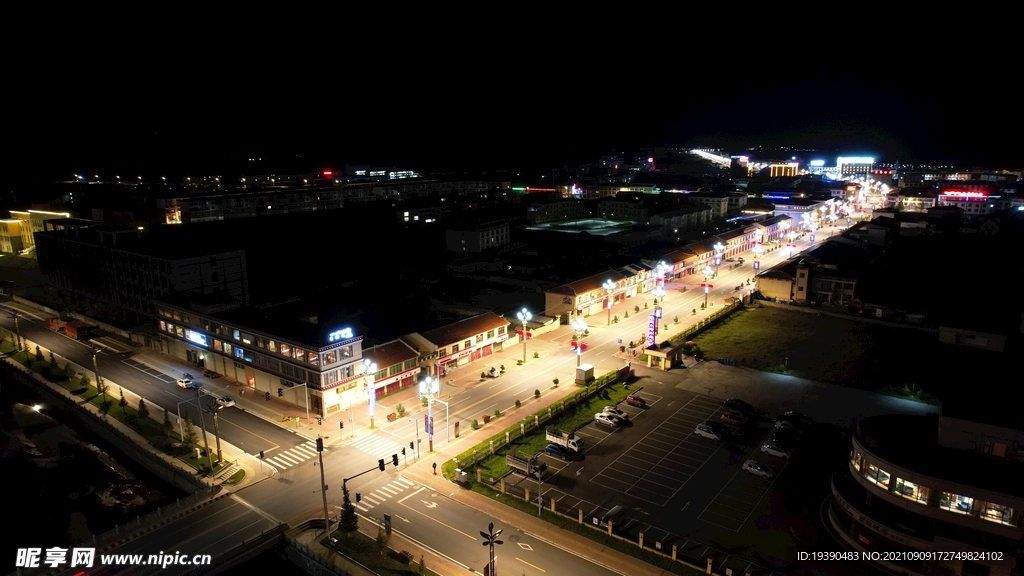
[
  {"left": 571, "top": 318, "right": 587, "bottom": 367},
  {"left": 603, "top": 279, "right": 616, "bottom": 325},
  {"left": 516, "top": 308, "right": 531, "bottom": 364}
]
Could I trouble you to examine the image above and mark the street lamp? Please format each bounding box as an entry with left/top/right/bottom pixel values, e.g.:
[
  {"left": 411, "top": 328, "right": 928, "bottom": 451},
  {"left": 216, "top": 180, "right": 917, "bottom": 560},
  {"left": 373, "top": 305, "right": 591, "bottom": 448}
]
[
  {"left": 8, "top": 311, "right": 23, "bottom": 350},
  {"left": 570, "top": 318, "right": 587, "bottom": 367},
  {"left": 92, "top": 348, "right": 103, "bottom": 389},
  {"left": 516, "top": 308, "right": 531, "bottom": 364},
  {"left": 420, "top": 376, "right": 439, "bottom": 452},
  {"left": 480, "top": 522, "right": 503, "bottom": 576},
  {"left": 752, "top": 242, "right": 763, "bottom": 271},
  {"left": 702, "top": 266, "right": 714, "bottom": 309},
  {"left": 713, "top": 242, "right": 724, "bottom": 275},
  {"left": 363, "top": 359, "right": 377, "bottom": 430},
  {"left": 602, "top": 279, "right": 616, "bottom": 326}
]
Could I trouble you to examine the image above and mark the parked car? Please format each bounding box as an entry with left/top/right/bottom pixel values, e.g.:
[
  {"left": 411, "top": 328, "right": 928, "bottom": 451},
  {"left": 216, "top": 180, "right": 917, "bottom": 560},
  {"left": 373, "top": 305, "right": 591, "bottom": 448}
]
[
  {"left": 602, "top": 406, "right": 629, "bottom": 421},
  {"left": 779, "top": 411, "right": 814, "bottom": 425},
  {"left": 742, "top": 460, "right": 774, "bottom": 478},
  {"left": 725, "top": 258, "right": 737, "bottom": 262},
  {"left": 544, "top": 443, "right": 575, "bottom": 461},
  {"left": 487, "top": 367, "right": 500, "bottom": 378},
  {"left": 774, "top": 419, "right": 808, "bottom": 433},
  {"left": 720, "top": 410, "right": 745, "bottom": 425},
  {"left": 737, "top": 257, "right": 746, "bottom": 263},
  {"left": 624, "top": 394, "right": 647, "bottom": 408},
  {"left": 176, "top": 378, "right": 200, "bottom": 389},
  {"left": 761, "top": 441, "right": 792, "bottom": 459},
  {"left": 215, "top": 396, "right": 235, "bottom": 408},
  {"left": 723, "top": 398, "right": 753, "bottom": 412},
  {"left": 694, "top": 424, "right": 724, "bottom": 441},
  {"left": 594, "top": 413, "right": 623, "bottom": 427}
]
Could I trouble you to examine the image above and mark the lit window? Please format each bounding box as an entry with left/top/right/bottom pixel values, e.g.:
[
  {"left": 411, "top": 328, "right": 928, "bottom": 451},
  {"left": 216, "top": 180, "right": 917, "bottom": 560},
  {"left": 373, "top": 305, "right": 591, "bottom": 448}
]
[
  {"left": 280, "top": 344, "right": 292, "bottom": 357},
  {"left": 268, "top": 340, "right": 277, "bottom": 352},
  {"left": 865, "top": 463, "right": 890, "bottom": 489},
  {"left": 850, "top": 450, "right": 862, "bottom": 472},
  {"left": 894, "top": 478, "right": 929, "bottom": 504},
  {"left": 452, "top": 344, "right": 459, "bottom": 353},
  {"left": 940, "top": 492, "right": 974, "bottom": 515},
  {"left": 980, "top": 502, "right": 1016, "bottom": 526}
]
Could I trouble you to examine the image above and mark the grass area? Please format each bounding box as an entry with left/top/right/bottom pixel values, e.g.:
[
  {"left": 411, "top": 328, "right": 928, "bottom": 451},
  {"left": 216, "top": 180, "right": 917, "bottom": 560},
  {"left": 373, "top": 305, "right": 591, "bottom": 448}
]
[
  {"left": 691, "top": 306, "right": 999, "bottom": 401},
  {"left": 223, "top": 469, "right": 246, "bottom": 485},
  {"left": 326, "top": 529, "right": 440, "bottom": 576}
]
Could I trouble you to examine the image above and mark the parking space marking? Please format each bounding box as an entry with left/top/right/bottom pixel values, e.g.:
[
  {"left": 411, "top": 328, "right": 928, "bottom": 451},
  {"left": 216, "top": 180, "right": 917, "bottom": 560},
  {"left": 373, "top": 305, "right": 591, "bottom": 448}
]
[{"left": 697, "top": 440, "right": 789, "bottom": 532}]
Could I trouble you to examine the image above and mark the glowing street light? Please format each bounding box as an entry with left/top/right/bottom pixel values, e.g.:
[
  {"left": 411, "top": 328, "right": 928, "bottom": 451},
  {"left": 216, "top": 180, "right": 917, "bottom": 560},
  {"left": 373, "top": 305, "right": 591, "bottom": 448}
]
[
  {"left": 480, "top": 522, "right": 503, "bottom": 576},
  {"left": 602, "top": 279, "right": 616, "bottom": 325},
  {"left": 420, "top": 376, "right": 440, "bottom": 452},
  {"left": 713, "top": 242, "right": 725, "bottom": 275},
  {"left": 571, "top": 318, "right": 588, "bottom": 367},
  {"left": 701, "top": 266, "right": 714, "bottom": 309},
  {"left": 363, "top": 359, "right": 378, "bottom": 429},
  {"left": 516, "top": 308, "right": 532, "bottom": 364}
]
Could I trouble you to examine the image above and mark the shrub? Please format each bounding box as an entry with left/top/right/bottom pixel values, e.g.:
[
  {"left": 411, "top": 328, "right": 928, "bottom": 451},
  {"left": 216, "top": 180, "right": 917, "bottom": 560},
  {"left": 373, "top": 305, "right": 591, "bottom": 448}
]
[
  {"left": 613, "top": 315, "right": 619, "bottom": 323},
  {"left": 396, "top": 403, "right": 405, "bottom": 417},
  {"left": 499, "top": 364, "right": 505, "bottom": 372},
  {"left": 515, "top": 399, "right": 521, "bottom": 409},
  {"left": 644, "top": 302, "right": 648, "bottom": 309},
  {"left": 634, "top": 305, "right": 640, "bottom": 313},
  {"left": 493, "top": 409, "right": 501, "bottom": 418},
  {"left": 533, "top": 351, "right": 539, "bottom": 359},
  {"left": 421, "top": 395, "right": 429, "bottom": 407},
  {"left": 674, "top": 316, "right": 679, "bottom": 324},
  {"left": 517, "top": 360, "right": 524, "bottom": 366},
  {"left": 552, "top": 377, "right": 559, "bottom": 387},
  {"left": 534, "top": 389, "right": 541, "bottom": 399},
  {"left": 471, "top": 419, "right": 479, "bottom": 430},
  {"left": 481, "top": 371, "right": 487, "bottom": 379},
  {"left": 624, "top": 312, "right": 629, "bottom": 318}
]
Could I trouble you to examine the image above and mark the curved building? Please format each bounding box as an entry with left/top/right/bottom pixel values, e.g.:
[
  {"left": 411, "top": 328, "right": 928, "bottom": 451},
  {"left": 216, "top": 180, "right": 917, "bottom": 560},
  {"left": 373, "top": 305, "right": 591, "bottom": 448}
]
[{"left": 830, "top": 413, "right": 1023, "bottom": 576}]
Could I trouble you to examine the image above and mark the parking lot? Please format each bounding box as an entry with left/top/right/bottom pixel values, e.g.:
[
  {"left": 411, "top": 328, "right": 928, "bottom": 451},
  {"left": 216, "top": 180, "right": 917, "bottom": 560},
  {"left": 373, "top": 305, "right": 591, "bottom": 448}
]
[{"left": 697, "top": 435, "right": 789, "bottom": 532}]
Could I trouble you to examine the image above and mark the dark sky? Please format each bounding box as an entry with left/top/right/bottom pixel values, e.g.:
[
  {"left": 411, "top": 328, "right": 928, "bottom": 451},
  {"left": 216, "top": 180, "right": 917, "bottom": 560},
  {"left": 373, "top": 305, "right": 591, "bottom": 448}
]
[{"left": 9, "top": 44, "right": 1019, "bottom": 180}]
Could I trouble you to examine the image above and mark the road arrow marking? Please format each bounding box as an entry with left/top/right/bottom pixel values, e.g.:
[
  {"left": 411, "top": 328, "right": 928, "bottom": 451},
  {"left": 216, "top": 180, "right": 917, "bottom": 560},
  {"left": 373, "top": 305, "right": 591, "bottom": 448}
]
[
  {"left": 681, "top": 501, "right": 690, "bottom": 511},
  {"left": 395, "top": 515, "right": 410, "bottom": 523},
  {"left": 421, "top": 500, "right": 437, "bottom": 509}
]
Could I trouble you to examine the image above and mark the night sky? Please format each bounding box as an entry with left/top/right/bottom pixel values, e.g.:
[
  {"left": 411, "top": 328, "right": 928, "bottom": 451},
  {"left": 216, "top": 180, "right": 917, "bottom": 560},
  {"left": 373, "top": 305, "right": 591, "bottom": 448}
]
[{"left": 10, "top": 44, "right": 1019, "bottom": 180}]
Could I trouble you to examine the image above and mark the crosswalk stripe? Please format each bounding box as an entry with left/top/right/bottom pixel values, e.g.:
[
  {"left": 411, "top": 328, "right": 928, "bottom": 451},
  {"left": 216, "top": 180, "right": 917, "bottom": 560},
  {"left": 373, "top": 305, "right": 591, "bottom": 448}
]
[
  {"left": 295, "top": 444, "right": 318, "bottom": 454},
  {"left": 356, "top": 504, "right": 369, "bottom": 512},
  {"left": 276, "top": 452, "right": 303, "bottom": 464},
  {"left": 373, "top": 490, "right": 391, "bottom": 500},
  {"left": 395, "top": 478, "right": 414, "bottom": 488},
  {"left": 363, "top": 494, "right": 382, "bottom": 505},
  {"left": 379, "top": 486, "right": 398, "bottom": 496},
  {"left": 267, "top": 458, "right": 291, "bottom": 469}
]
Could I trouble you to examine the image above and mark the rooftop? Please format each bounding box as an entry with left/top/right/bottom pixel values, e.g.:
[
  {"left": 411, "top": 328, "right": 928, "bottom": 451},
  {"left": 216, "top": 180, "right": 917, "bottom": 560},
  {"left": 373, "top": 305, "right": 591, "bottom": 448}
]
[
  {"left": 419, "top": 312, "right": 511, "bottom": 347},
  {"left": 548, "top": 269, "right": 628, "bottom": 296},
  {"left": 362, "top": 339, "right": 419, "bottom": 371},
  {"left": 856, "top": 414, "right": 1024, "bottom": 499}
]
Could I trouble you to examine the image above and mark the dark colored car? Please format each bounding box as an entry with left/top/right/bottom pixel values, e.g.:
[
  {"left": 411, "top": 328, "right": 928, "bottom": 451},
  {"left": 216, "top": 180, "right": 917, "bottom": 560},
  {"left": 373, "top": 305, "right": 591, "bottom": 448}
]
[
  {"left": 544, "top": 443, "right": 575, "bottom": 461},
  {"left": 625, "top": 394, "right": 647, "bottom": 408},
  {"left": 723, "top": 398, "right": 753, "bottom": 412},
  {"left": 779, "top": 411, "right": 814, "bottom": 425},
  {"left": 769, "top": 428, "right": 802, "bottom": 447}
]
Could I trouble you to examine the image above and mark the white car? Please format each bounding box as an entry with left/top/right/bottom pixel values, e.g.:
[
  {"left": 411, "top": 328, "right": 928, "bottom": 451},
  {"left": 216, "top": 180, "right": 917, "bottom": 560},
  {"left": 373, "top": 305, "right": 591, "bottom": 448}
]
[
  {"left": 761, "top": 441, "right": 792, "bottom": 459},
  {"left": 176, "top": 378, "right": 200, "bottom": 389},
  {"left": 742, "top": 460, "right": 774, "bottom": 478},
  {"left": 602, "top": 406, "right": 629, "bottom": 421},
  {"left": 594, "top": 413, "right": 623, "bottom": 427},
  {"left": 694, "top": 424, "right": 723, "bottom": 441},
  {"left": 215, "top": 396, "right": 235, "bottom": 408}
]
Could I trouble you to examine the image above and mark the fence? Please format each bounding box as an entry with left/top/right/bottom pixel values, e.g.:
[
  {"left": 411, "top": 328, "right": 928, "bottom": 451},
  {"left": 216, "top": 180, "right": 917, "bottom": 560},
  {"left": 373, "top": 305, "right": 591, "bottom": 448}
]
[
  {"left": 286, "top": 540, "right": 371, "bottom": 576},
  {"left": 92, "top": 487, "right": 223, "bottom": 549}
]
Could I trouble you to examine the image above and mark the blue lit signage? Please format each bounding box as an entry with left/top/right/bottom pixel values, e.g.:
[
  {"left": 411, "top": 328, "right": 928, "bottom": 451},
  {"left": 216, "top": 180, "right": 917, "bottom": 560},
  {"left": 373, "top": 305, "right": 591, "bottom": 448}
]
[
  {"left": 765, "top": 194, "right": 791, "bottom": 200},
  {"left": 328, "top": 328, "right": 354, "bottom": 342},
  {"left": 185, "top": 330, "right": 208, "bottom": 347}
]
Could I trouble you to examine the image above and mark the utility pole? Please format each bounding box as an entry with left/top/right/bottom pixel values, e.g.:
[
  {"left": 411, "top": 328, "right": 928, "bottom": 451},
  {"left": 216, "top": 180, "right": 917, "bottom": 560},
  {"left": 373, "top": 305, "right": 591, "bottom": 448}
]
[
  {"left": 210, "top": 406, "right": 223, "bottom": 463},
  {"left": 317, "top": 437, "right": 329, "bottom": 536},
  {"left": 196, "top": 388, "right": 214, "bottom": 471}
]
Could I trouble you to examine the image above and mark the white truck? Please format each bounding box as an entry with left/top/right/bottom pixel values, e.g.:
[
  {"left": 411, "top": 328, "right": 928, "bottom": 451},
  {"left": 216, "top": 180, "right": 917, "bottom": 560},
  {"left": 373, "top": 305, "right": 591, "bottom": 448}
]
[
  {"left": 546, "top": 427, "right": 585, "bottom": 453},
  {"left": 506, "top": 452, "right": 546, "bottom": 479}
]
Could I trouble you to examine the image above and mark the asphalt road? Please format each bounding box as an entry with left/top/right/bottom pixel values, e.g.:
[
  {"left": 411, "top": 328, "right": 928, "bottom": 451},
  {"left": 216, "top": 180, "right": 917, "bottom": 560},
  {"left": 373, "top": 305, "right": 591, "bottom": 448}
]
[{"left": 0, "top": 308, "right": 307, "bottom": 459}]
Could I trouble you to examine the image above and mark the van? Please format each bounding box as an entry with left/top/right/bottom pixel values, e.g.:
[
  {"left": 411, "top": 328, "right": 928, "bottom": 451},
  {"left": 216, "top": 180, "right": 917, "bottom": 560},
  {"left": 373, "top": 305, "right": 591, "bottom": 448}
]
[{"left": 596, "top": 505, "right": 626, "bottom": 529}]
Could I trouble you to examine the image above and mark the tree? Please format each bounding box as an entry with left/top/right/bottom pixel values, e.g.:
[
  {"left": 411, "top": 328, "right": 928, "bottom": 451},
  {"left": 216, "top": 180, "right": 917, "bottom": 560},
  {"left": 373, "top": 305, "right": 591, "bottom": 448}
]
[
  {"left": 163, "top": 408, "right": 174, "bottom": 440},
  {"left": 79, "top": 374, "right": 91, "bottom": 388},
  {"left": 35, "top": 345, "right": 44, "bottom": 362},
  {"left": 375, "top": 524, "right": 391, "bottom": 556},
  {"left": 138, "top": 398, "right": 150, "bottom": 422},
  {"left": 64, "top": 363, "right": 76, "bottom": 379},
  {"left": 99, "top": 397, "right": 112, "bottom": 418},
  {"left": 118, "top": 388, "right": 128, "bottom": 410},
  {"left": 340, "top": 483, "right": 358, "bottom": 531},
  {"left": 183, "top": 414, "right": 198, "bottom": 451},
  {"left": 418, "top": 555, "right": 427, "bottom": 575}
]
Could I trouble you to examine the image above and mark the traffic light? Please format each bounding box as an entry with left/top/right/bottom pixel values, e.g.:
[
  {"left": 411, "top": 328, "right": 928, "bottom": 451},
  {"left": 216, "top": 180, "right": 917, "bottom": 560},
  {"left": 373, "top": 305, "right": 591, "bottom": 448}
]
[
  {"left": 277, "top": 388, "right": 283, "bottom": 397},
  {"left": 316, "top": 417, "right": 322, "bottom": 425},
  {"left": 356, "top": 493, "right": 361, "bottom": 503},
  {"left": 316, "top": 438, "right": 323, "bottom": 452},
  {"left": 378, "top": 458, "right": 385, "bottom": 471},
  {"left": 409, "top": 441, "right": 414, "bottom": 451},
  {"left": 339, "top": 421, "right": 344, "bottom": 430},
  {"left": 259, "top": 450, "right": 264, "bottom": 459},
  {"left": 265, "top": 391, "right": 270, "bottom": 401},
  {"left": 401, "top": 447, "right": 406, "bottom": 456},
  {"left": 392, "top": 454, "right": 399, "bottom": 466}
]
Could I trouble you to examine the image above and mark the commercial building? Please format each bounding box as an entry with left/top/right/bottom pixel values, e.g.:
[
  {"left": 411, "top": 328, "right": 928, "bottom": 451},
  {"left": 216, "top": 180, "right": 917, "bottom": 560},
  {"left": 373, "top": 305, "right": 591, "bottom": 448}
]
[
  {"left": 768, "top": 196, "right": 837, "bottom": 229},
  {"left": 684, "top": 193, "right": 731, "bottom": 218},
  {"left": 648, "top": 205, "right": 713, "bottom": 234},
  {"left": 836, "top": 157, "right": 875, "bottom": 176},
  {"left": 755, "top": 237, "right": 873, "bottom": 304},
  {"left": 8, "top": 209, "right": 72, "bottom": 249},
  {"left": 832, "top": 412, "right": 1022, "bottom": 576},
  {"left": 544, "top": 270, "right": 629, "bottom": 323},
  {"left": 445, "top": 218, "right": 512, "bottom": 252},
  {"left": 937, "top": 190, "right": 1012, "bottom": 218},
  {"left": 413, "top": 312, "right": 512, "bottom": 377},
  {"left": 525, "top": 199, "right": 586, "bottom": 224},
  {"left": 0, "top": 219, "right": 25, "bottom": 254},
  {"left": 769, "top": 163, "right": 799, "bottom": 177},
  {"left": 597, "top": 197, "right": 648, "bottom": 221}
]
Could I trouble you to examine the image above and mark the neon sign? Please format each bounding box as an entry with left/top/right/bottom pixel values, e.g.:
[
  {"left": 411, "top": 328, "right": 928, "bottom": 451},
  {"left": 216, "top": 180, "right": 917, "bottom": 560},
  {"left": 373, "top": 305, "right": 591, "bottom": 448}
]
[
  {"left": 185, "top": 330, "right": 208, "bottom": 347},
  {"left": 941, "top": 191, "right": 986, "bottom": 198},
  {"left": 765, "top": 194, "right": 791, "bottom": 200},
  {"left": 810, "top": 160, "right": 825, "bottom": 167},
  {"left": 328, "top": 328, "right": 354, "bottom": 342}
]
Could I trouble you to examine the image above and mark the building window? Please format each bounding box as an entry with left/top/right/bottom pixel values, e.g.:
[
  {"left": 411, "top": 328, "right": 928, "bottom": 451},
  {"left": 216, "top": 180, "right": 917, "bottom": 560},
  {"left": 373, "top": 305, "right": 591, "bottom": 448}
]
[
  {"left": 280, "top": 344, "right": 292, "bottom": 357},
  {"left": 850, "top": 450, "right": 862, "bottom": 472},
  {"left": 404, "top": 359, "right": 416, "bottom": 370},
  {"left": 234, "top": 347, "right": 244, "bottom": 359},
  {"left": 940, "top": 492, "right": 974, "bottom": 515},
  {"left": 339, "top": 346, "right": 352, "bottom": 358},
  {"left": 341, "top": 365, "right": 353, "bottom": 379},
  {"left": 159, "top": 320, "right": 167, "bottom": 331},
  {"left": 464, "top": 340, "right": 472, "bottom": 349},
  {"left": 307, "top": 352, "right": 319, "bottom": 366},
  {"left": 498, "top": 326, "right": 505, "bottom": 335},
  {"left": 324, "top": 351, "right": 337, "bottom": 364},
  {"left": 295, "top": 348, "right": 305, "bottom": 360},
  {"left": 487, "top": 330, "right": 494, "bottom": 339},
  {"left": 980, "top": 503, "right": 1015, "bottom": 526},
  {"left": 233, "top": 329, "right": 240, "bottom": 340},
  {"left": 176, "top": 326, "right": 184, "bottom": 337},
  {"left": 894, "top": 478, "right": 929, "bottom": 504},
  {"left": 389, "top": 364, "right": 401, "bottom": 376},
  {"left": 476, "top": 334, "right": 484, "bottom": 343},
  {"left": 452, "top": 344, "right": 459, "bottom": 353},
  {"left": 439, "top": 348, "right": 448, "bottom": 357},
  {"left": 864, "top": 463, "right": 890, "bottom": 489},
  {"left": 222, "top": 342, "right": 232, "bottom": 355},
  {"left": 325, "top": 370, "right": 338, "bottom": 385},
  {"left": 268, "top": 340, "right": 277, "bottom": 352},
  {"left": 214, "top": 339, "right": 223, "bottom": 351},
  {"left": 375, "top": 369, "right": 386, "bottom": 380},
  {"left": 256, "top": 337, "right": 265, "bottom": 348}
]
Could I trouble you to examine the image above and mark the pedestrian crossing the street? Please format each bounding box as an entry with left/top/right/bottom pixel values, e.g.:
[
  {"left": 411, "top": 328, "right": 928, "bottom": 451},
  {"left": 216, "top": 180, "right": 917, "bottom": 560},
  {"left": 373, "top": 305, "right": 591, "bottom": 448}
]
[
  {"left": 264, "top": 441, "right": 321, "bottom": 469},
  {"left": 354, "top": 477, "right": 416, "bottom": 512},
  {"left": 349, "top": 434, "right": 407, "bottom": 459}
]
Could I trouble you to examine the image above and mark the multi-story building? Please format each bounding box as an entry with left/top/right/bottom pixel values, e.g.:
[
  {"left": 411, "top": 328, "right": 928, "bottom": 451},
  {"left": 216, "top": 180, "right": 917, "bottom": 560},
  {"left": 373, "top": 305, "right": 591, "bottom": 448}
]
[
  {"left": 895, "top": 188, "right": 938, "bottom": 212},
  {"left": 833, "top": 411, "right": 1022, "bottom": 576},
  {"left": 525, "top": 199, "right": 585, "bottom": 224},
  {"left": 0, "top": 219, "right": 25, "bottom": 254},
  {"left": 597, "top": 197, "right": 648, "bottom": 221},
  {"left": 755, "top": 237, "right": 872, "bottom": 304},
  {"left": 769, "top": 163, "right": 799, "bottom": 177},
  {"left": 684, "top": 193, "right": 731, "bottom": 218},
  {"left": 649, "top": 205, "right": 713, "bottom": 234},
  {"left": 770, "top": 197, "right": 837, "bottom": 229},
  {"left": 8, "top": 209, "right": 72, "bottom": 249},
  {"left": 35, "top": 220, "right": 249, "bottom": 324},
  {"left": 545, "top": 270, "right": 628, "bottom": 323},
  {"left": 445, "top": 219, "right": 511, "bottom": 252},
  {"left": 937, "top": 190, "right": 1012, "bottom": 218},
  {"left": 410, "top": 312, "right": 512, "bottom": 377},
  {"left": 844, "top": 216, "right": 899, "bottom": 248},
  {"left": 837, "top": 156, "right": 875, "bottom": 176}
]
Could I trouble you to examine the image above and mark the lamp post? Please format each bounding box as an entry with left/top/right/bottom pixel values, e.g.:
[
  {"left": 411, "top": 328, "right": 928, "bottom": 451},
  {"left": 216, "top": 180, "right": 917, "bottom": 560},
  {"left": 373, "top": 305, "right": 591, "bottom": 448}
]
[
  {"left": 516, "top": 308, "right": 531, "bottom": 364},
  {"left": 713, "top": 242, "right": 724, "bottom": 275},
  {"left": 752, "top": 242, "right": 763, "bottom": 271},
  {"left": 205, "top": 403, "right": 223, "bottom": 463},
  {"left": 8, "top": 311, "right": 22, "bottom": 350},
  {"left": 420, "top": 376, "right": 439, "bottom": 453},
  {"left": 480, "top": 522, "right": 503, "bottom": 576},
  {"left": 409, "top": 417, "right": 420, "bottom": 461},
  {"left": 571, "top": 318, "right": 587, "bottom": 367},
  {"left": 702, "top": 266, "right": 714, "bottom": 309},
  {"left": 92, "top": 348, "right": 103, "bottom": 387},
  {"left": 195, "top": 388, "right": 214, "bottom": 471},
  {"left": 602, "top": 279, "right": 616, "bottom": 325},
  {"left": 363, "top": 359, "right": 377, "bottom": 430}
]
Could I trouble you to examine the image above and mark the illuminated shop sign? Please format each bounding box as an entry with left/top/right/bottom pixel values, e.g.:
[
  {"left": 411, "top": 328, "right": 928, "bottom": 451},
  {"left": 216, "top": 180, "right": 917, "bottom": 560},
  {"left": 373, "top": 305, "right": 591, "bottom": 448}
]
[
  {"left": 328, "top": 328, "right": 354, "bottom": 342},
  {"left": 186, "top": 330, "right": 209, "bottom": 347},
  {"left": 810, "top": 160, "right": 825, "bottom": 167},
  {"left": 765, "top": 194, "right": 790, "bottom": 200}
]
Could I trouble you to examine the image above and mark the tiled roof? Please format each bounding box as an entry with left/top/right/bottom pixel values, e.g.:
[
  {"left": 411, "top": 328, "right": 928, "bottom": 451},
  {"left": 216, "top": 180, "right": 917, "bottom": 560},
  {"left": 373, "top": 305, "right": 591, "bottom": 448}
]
[
  {"left": 420, "top": 312, "right": 510, "bottom": 347},
  {"left": 757, "top": 260, "right": 798, "bottom": 280},
  {"left": 715, "top": 229, "right": 745, "bottom": 241},
  {"left": 758, "top": 214, "right": 792, "bottom": 227},
  {"left": 363, "top": 339, "right": 419, "bottom": 371},
  {"left": 549, "top": 269, "right": 627, "bottom": 296}
]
